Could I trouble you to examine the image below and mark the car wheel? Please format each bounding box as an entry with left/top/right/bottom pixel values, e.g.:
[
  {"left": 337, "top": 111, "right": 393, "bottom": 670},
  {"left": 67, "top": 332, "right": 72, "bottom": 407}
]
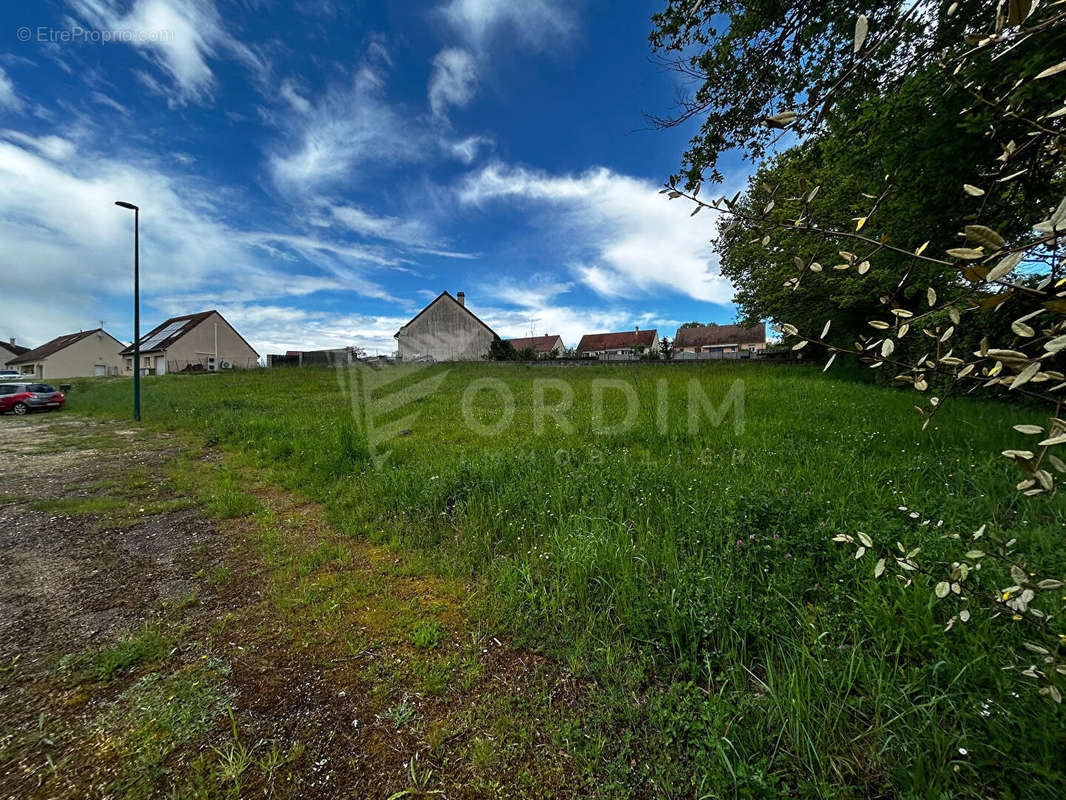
[{"left": 12, "top": 402, "right": 28, "bottom": 416}]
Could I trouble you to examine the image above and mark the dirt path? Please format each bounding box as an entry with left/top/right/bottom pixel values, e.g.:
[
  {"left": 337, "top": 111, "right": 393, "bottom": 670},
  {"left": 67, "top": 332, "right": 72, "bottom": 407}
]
[{"left": 0, "top": 415, "right": 588, "bottom": 799}]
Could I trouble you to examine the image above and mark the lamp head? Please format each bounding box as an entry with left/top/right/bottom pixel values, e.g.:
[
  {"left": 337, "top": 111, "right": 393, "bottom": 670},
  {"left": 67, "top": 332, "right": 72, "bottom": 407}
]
[{"left": 114, "top": 201, "right": 138, "bottom": 210}]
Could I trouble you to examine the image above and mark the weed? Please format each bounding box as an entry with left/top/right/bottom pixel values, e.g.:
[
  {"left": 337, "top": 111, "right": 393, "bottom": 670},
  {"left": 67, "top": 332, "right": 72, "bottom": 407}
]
[
  {"left": 384, "top": 698, "right": 418, "bottom": 729},
  {"left": 87, "top": 625, "right": 171, "bottom": 681},
  {"left": 410, "top": 620, "right": 445, "bottom": 650}
]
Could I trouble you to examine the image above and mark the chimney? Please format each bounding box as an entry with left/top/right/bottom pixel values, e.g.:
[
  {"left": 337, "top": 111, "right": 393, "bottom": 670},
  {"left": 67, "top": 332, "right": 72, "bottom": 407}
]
[
  {"left": 635, "top": 325, "right": 639, "bottom": 332},
  {"left": 457, "top": 291, "right": 465, "bottom": 307},
  {"left": 8, "top": 337, "right": 13, "bottom": 346}
]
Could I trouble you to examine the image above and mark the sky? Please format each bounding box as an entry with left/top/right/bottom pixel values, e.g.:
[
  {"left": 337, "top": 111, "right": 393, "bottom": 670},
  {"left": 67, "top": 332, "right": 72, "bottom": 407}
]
[{"left": 0, "top": 0, "right": 754, "bottom": 357}]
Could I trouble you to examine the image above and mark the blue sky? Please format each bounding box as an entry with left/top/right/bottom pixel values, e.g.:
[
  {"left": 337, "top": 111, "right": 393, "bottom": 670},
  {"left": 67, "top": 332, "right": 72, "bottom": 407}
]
[{"left": 0, "top": 0, "right": 753, "bottom": 356}]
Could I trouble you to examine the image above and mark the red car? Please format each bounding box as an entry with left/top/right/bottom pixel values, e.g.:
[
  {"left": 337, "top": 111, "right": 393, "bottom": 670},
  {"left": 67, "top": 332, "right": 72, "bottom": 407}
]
[{"left": 0, "top": 382, "right": 66, "bottom": 415}]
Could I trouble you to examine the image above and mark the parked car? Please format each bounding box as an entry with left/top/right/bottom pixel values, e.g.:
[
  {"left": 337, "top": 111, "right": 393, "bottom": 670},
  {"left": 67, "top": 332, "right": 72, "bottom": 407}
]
[
  {"left": 0, "top": 383, "right": 66, "bottom": 415},
  {"left": 0, "top": 370, "right": 19, "bottom": 380}
]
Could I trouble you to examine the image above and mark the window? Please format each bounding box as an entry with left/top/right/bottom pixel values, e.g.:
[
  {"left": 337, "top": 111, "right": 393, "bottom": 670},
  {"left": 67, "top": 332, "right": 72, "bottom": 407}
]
[
  {"left": 0, "top": 384, "right": 16, "bottom": 395},
  {"left": 143, "top": 356, "right": 151, "bottom": 367},
  {"left": 29, "top": 384, "right": 56, "bottom": 393},
  {"left": 125, "top": 358, "right": 133, "bottom": 370}
]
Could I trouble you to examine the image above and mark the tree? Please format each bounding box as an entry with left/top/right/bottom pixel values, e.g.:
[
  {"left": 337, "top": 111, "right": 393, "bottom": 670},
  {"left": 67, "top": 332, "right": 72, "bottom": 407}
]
[
  {"left": 659, "top": 4, "right": 1066, "bottom": 702},
  {"left": 659, "top": 337, "right": 673, "bottom": 360},
  {"left": 650, "top": 1, "right": 980, "bottom": 186},
  {"left": 487, "top": 339, "right": 517, "bottom": 361},
  {"left": 678, "top": 321, "right": 704, "bottom": 329}
]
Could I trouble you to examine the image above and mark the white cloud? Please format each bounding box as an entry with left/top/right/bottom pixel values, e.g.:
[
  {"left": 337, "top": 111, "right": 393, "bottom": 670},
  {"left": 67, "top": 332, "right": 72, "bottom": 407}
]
[
  {"left": 0, "top": 136, "right": 397, "bottom": 347},
  {"left": 445, "top": 135, "right": 492, "bottom": 164},
  {"left": 428, "top": 48, "right": 478, "bottom": 117},
  {"left": 0, "top": 66, "right": 22, "bottom": 111},
  {"left": 0, "top": 130, "right": 76, "bottom": 161},
  {"left": 458, "top": 163, "right": 735, "bottom": 304},
  {"left": 279, "top": 78, "right": 312, "bottom": 114},
  {"left": 90, "top": 91, "right": 130, "bottom": 115},
  {"left": 269, "top": 60, "right": 424, "bottom": 192},
  {"left": 67, "top": 0, "right": 267, "bottom": 105},
  {"left": 441, "top": 0, "right": 575, "bottom": 51},
  {"left": 194, "top": 303, "right": 410, "bottom": 356}
]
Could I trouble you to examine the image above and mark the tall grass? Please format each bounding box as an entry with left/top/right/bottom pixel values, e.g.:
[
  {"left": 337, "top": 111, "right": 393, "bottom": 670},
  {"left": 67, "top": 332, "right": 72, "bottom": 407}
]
[{"left": 70, "top": 363, "right": 1066, "bottom": 797}]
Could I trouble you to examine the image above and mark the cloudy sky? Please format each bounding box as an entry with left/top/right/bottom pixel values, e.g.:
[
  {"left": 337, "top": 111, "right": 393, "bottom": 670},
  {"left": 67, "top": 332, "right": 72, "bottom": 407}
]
[{"left": 0, "top": 0, "right": 750, "bottom": 356}]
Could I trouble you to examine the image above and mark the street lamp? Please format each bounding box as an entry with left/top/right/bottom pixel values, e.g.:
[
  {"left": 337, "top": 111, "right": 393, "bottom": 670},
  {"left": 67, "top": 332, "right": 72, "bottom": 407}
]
[{"left": 115, "top": 201, "right": 140, "bottom": 421}]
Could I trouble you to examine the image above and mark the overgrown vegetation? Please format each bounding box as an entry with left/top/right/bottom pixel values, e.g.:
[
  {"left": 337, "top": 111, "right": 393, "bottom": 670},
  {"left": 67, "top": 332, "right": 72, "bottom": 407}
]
[{"left": 68, "top": 364, "right": 1066, "bottom": 796}]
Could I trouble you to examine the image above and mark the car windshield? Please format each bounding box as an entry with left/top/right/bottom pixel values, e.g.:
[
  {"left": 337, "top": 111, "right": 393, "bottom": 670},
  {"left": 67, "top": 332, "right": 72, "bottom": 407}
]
[{"left": 28, "top": 384, "right": 56, "bottom": 393}]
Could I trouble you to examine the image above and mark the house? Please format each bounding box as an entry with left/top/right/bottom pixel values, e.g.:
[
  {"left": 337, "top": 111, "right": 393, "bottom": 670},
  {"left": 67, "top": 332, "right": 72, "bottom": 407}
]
[
  {"left": 506, "top": 335, "right": 565, "bottom": 357},
  {"left": 395, "top": 291, "right": 498, "bottom": 361},
  {"left": 0, "top": 337, "right": 30, "bottom": 365},
  {"left": 673, "top": 323, "right": 766, "bottom": 357},
  {"left": 576, "top": 328, "right": 659, "bottom": 359},
  {"left": 120, "top": 310, "right": 259, "bottom": 375},
  {"left": 6, "top": 329, "right": 124, "bottom": 379}
]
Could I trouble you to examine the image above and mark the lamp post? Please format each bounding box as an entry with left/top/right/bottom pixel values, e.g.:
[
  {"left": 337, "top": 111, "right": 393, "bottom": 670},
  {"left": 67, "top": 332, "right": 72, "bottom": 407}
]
[{"left": 115, "top": 201, "right": 140, "bottom": 421}]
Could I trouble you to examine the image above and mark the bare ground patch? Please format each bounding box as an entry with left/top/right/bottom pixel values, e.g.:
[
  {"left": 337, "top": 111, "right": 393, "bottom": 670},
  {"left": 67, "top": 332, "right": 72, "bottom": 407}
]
[{"left": 0, "top": 415, "right": 593, "bottom": 799}]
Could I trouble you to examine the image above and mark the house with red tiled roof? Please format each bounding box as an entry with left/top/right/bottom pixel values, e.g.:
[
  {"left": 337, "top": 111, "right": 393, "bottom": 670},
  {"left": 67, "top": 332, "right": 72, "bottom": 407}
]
[
  {"left": 576, "top": 328, "right": 658, "bottom": 359},
  {"left": 121, "top": 310, "right": 259, "bottom": 375},
  {"left": 673, "top": 323, "right": 766, "bottom": 357},
  {"left": 506, "top": 334, "right": 565, "bottom": 357},
  {"left": 7, "top": 329, "right": 124, "bottom": 379}
]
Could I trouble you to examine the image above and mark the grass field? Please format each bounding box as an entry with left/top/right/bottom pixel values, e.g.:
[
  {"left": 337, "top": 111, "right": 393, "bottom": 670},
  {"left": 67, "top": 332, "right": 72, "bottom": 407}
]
[{"left": 68, "top": 362, "right": 1066, "bottom": 797}]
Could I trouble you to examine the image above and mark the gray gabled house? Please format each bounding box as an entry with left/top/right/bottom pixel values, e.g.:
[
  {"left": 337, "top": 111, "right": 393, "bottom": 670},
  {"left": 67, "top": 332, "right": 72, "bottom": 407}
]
[{"left": 394, "top": 291, "right": 498, "bottom": 362}]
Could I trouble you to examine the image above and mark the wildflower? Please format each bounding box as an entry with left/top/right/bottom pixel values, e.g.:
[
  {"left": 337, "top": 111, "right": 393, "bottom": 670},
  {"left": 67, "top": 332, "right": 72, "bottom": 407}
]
[
  {"left": 736, "top": 539, "right": 743, "bottom": 546},
  {"left": 773, "top": 533, "right": 780, "bottom": 539},
  {"left": 786, "top": 553, "right": 792, "bottom": 559},
  {"left": 958, "top": 748, "right": 968, "bottom": 756}
]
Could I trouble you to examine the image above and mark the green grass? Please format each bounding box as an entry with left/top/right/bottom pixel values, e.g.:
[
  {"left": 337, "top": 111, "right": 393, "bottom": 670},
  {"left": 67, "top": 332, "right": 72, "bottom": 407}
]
[
  {"left": 67, "top": 364, "right": 1066, "bottom": 798},
  {"left": 88, "top": 626, "right": 172, "bottom": 681}
]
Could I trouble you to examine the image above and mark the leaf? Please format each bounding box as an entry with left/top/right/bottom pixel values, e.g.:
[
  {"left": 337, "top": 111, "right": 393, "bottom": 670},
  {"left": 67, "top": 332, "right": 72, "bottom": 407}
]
[
  {"left": 947, "top": 247, "right": 985, "bottom": 260},
  {"left": 1010, "top": 360, "right": 1041, "bottom": 391},
  {"left": 874, "top": 558, "right": 886, "bottom": 578},
  {"left": 881, "top": 339, "right": 895, "bottom": 358},
  {"left": 1035, "top": 60, "right": 1066, "bottom": 80},
  {"left": 780, "top": 323, "right": 799, "bottom": 335},
  {"left": 1044, "top": 334, "right": 1066, "bottom": 353},
  {"left": 927, "top": 287, "right": 937, "bottom": 307},
  {"left": 965, "top": 550, "right": 986, "bottom": 560},
  {"left": 948, "top": 307, "right": 961, "bottom": 325},
  {"left": 1011, "top": 320, "right": 1035, "bottom": 337},
  {"left": 823, "top": 352, "right": 837, "bottom": 372},
  {"left": 915, "top": 241, "right": 929, "bottom": 256},
  {"left": 792, "top": 340, "right": 808, "bottom": 351},
  {"left": 963, "top": 184, "right": 985, "bottom": 196},
  {"left": 855, "top": 216, "right": 867, "bottom": 231},
  {"left": 1038, "top": 579, "right": 1064, "bottom": 590},
  {"left": 854, "top": 14, "right": 869, "bottom": 53},
  {"left": 1007, "top": 0, "right": 1032, "bottom": 26},
  {"left": 934, "top": 581, "right": 950, "bottom": 599},
  {"left": 988, "top": 251, "right": 1024, "bottom": 282},
  {"left": 820, "top": 320, "right": 831, "bottom": 339},
  {"left": 764, "top": 111, "right": 797, "bottom": 129},
  {"left": 869, "top": 320, "right": 890, "bottom": 330},
  {"left": 858, "top": 532, "right": 873, "bottom": 548},
  {"left": 1013, "top": 424, "right": 1044, "bottom": 434},
  {"left": 690, "top": 205, "right": 702, "bottom": 216},
  {"left": 965, "top": 224, "right": 1005, "bottom": 250},
  {"left": 1037, "top": 433, "right": 1066, "bottom": 447},
  {"left": 855, "top": 546, "right": 867, "bottom": 559},
  {"left": 959, "top": 609, "right": 970, "bottom": 622}
]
